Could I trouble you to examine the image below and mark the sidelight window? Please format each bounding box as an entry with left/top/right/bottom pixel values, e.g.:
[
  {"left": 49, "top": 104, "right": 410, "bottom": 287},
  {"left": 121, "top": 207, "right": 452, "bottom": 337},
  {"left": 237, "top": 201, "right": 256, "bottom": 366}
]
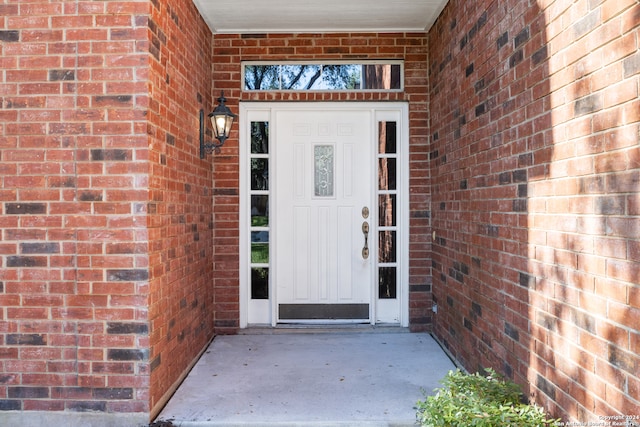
[
  {"left": 378, "top": 121, "right": 398, "bottom": 299},
  {"left": 249, "top": 121, "right": 270, "bottom": 300}
]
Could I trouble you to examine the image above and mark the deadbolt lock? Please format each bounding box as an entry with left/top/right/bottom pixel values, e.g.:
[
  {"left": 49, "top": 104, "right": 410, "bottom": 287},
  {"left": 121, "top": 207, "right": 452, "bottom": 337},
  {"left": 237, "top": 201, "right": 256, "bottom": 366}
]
[{"left": 362, "top": 206, "right": 369, "bottom": 219}]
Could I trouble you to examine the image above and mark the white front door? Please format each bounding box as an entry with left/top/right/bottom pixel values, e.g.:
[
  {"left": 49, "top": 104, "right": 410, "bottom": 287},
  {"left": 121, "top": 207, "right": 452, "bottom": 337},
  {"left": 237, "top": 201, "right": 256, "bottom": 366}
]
[
  {"left": 240, "top": 102, "right": 409, "bottom": 327},
  {"left": 274, "top": 109, "right": 373, "bottom": 322}
]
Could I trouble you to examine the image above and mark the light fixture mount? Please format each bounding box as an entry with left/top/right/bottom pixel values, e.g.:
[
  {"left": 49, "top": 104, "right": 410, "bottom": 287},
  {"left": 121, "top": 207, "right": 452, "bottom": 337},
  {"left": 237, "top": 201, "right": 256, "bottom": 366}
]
[{"left": 200, "top": 91, "right": 237, "bottom": 157}]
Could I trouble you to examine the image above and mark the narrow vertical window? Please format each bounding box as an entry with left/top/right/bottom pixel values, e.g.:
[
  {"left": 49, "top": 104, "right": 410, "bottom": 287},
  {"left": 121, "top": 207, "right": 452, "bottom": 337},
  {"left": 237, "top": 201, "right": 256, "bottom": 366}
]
[
  {"left": 249, "top": 121, "right": 270, "bottom": 299},
  {"left": 378, "top": 121, "right": 398, "bottom": 299}
]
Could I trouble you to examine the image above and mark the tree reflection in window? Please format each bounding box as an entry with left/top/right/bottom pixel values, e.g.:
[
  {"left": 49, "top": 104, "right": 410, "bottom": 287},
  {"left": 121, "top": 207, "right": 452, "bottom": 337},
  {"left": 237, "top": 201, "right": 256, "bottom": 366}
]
[
  {"left": 363, "top": 64, "right": 401, "bottom": 90},
  {"left": 249, "top": 121, "right": 270, "bottom": 300},
  {"left": 251, "top": 121, "right": 269, "bottom": 154},
  {"left": 245, "top": 66, "right": 280, "bottom": 91},
  {"left": 244, "top": 63, "right": 402, "bottom": 91},
  {"left": 378, "top": 121, "right": 399, "bottom": 300}
]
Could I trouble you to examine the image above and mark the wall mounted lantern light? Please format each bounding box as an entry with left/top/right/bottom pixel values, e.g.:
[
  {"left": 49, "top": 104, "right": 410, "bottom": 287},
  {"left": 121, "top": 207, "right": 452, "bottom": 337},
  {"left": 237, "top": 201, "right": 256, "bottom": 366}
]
[{"left": 200, "top": 91, "right": 237, "bottom": 158}]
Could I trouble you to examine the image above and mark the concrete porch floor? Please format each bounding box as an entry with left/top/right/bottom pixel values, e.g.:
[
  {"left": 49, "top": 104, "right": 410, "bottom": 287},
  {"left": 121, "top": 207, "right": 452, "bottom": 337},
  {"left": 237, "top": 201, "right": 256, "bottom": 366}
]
[{"left": 155, "top": 327, "right": 457, "bottom": 426}]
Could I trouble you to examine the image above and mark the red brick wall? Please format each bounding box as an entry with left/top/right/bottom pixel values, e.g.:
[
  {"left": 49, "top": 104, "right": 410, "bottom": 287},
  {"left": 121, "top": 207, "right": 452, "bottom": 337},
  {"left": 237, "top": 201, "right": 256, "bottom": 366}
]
[
  {"left": 211, "top": 32, "right": 433, "bottom": 332},
  {"left": 429, "top": 0, "right": 639, "bottom": 422},
  {"left": 145, "top": 0, "right": 215, "bottom": 415},
  {"left": 0, "top": 0, "right": 214, "bottom": 419},
  {"left": 0, "top": 0, "right": 152, "bottom": 414}
]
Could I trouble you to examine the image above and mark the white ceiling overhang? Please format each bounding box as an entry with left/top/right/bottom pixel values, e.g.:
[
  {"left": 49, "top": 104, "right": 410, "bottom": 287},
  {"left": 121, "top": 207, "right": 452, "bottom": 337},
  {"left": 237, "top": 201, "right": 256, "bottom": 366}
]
[{"left": 192, "top": 0, "right": 449, "bottom": 34}]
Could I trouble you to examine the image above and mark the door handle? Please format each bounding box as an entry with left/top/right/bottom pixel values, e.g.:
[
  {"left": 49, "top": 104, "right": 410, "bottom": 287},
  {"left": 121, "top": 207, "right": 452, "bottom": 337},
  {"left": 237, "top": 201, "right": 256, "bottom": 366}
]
[{"left": 362, "top": 221, "right": 369, "bottom": 259}]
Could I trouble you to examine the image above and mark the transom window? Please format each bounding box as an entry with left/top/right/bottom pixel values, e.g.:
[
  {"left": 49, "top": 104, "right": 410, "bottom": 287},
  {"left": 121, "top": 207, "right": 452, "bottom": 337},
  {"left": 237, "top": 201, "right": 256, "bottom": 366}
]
[{"left": 242, "top": 61, "right": 403, "bottom": 91}]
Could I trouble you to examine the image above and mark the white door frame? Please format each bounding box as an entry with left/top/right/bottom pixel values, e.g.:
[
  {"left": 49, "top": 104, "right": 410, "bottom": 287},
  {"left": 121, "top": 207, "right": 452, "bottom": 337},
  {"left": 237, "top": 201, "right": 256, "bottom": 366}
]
[{"left": 239, "top": 102, "right": 409, "bottom": 328}]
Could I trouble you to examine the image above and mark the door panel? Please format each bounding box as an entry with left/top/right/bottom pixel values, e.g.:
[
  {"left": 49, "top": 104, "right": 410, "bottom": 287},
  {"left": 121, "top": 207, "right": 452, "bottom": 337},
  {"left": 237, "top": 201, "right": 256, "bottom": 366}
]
[{"left": 275, "top": 109, "right": 372, "bottom": 321}]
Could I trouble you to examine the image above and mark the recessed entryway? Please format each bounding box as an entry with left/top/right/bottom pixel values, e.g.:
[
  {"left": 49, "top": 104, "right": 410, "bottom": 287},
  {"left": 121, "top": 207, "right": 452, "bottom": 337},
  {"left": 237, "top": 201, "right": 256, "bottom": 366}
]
[{"left": 240, "top": 102, "right": 409, "bottom": 327}]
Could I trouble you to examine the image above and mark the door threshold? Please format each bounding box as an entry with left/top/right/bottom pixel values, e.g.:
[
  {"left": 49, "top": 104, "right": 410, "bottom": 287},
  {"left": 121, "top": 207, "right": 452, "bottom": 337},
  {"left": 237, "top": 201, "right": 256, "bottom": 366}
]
[{"left": 240, "top": 324, "right": 408, "bottom": 335}]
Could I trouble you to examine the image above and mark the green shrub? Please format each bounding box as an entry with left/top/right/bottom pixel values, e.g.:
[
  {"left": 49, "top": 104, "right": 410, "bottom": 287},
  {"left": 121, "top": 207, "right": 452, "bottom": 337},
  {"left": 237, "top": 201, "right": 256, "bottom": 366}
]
[{"left": 416, "top": 368, "right": 560, "bottom": 427}]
